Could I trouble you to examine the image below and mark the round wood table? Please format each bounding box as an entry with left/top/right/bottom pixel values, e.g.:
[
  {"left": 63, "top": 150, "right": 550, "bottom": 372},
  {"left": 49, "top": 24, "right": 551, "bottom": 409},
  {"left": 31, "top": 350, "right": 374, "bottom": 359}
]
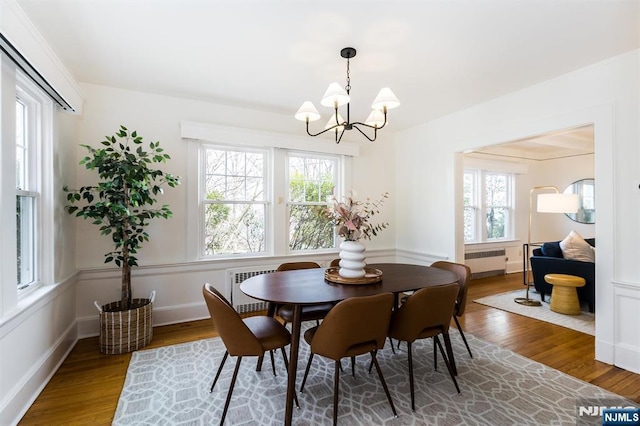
[
  {"left": 545, "top": 273, "right": 586, "bottom": 315},
  {"left": 241, "top": 263, "right": 458, "bottom": 426}
]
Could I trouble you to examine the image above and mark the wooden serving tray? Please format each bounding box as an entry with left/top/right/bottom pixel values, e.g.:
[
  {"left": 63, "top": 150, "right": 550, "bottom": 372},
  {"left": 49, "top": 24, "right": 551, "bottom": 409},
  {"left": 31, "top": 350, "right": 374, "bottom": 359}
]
[{"left": 324, "top": 267, "right": 383, "bottom": 285}]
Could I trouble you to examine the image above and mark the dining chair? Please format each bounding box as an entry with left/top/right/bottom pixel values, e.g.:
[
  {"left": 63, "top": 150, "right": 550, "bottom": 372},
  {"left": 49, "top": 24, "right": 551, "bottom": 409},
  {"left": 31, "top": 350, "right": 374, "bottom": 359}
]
[
  {"left": 388, "top": 283, "right": 461, "bottom": 411},
  {"left": 431, "top": 260, "right": 473, "bottom": 359},
  {"left": 202, "top": 283, "right": 298, "bottom": 426},
  {"left": 329, "top": 258, "right": 341, "bottom": 267},
  {"left": 299, "top": 293, "right": 397, "bottom": 425},
  {"left": 275, "top": 262, "right": 334, "bottom": 327}
]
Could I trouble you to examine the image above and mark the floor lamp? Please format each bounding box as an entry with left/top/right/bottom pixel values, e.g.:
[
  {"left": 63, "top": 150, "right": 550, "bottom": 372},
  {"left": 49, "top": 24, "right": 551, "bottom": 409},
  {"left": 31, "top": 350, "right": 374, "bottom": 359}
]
[{"left": 514, "top": 186, "right": 579, "bottom": 306}]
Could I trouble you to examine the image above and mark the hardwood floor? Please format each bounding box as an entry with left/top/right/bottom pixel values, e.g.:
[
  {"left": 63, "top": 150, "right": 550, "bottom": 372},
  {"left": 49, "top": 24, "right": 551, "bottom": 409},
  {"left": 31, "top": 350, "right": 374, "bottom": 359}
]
[{"left": 19, "top": 272, "right": 640, "bottom": 425}]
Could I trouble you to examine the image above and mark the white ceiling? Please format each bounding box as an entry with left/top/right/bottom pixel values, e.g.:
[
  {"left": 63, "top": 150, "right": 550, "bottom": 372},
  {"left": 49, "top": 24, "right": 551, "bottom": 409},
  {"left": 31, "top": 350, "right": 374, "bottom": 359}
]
[
  {"left": 468, "top": 125, "right": 595, "bottom": 161},
  {"left": 16, "top": 0, "right": 640, "bottom": 132}
]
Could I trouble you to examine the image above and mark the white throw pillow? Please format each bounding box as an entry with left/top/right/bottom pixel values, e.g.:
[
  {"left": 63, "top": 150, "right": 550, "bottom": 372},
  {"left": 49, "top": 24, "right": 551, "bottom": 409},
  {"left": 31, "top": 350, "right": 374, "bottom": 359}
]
[{"left": 560, "top": 230, "right": 595, "bottom": 263}]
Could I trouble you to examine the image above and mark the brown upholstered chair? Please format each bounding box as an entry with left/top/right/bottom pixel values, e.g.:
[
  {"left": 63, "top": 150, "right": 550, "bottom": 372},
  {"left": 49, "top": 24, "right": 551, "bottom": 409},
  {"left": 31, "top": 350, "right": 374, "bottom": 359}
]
[
  {"left": 329, "top": 258, "right": 341, "bottom": 267},
  {"left": 299, "top": 293, "right": 397, "bottom": 425},
  {"left": 388, "top": 283, "right": 461, "bottom": 411},
  {"left": 202, "top": 283, "right": 297, "bottom": 425},
  {"left": 275, "top": 262, "right": 334, "bottom": 327},
  {"left": 431, "top": 261, "right": 473, "bottom": 359}
]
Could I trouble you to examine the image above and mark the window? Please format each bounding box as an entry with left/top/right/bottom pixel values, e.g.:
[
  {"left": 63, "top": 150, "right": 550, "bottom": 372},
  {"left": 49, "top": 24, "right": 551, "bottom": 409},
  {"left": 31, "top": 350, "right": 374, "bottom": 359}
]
[
  {"left": 287, "top": 153, "right": 337, "bottom": 251},
  {"left": 199, "top": 145, "right": 343, "bottom": 258},
  {"left": 16, "top": 98, "right": 35, "bottom": 288},
  {"left": 202, "top": 146, "right": 268, "bottom": 256},
  {"left": 464, "top": 169, "right": 513, "bottom": 243}
]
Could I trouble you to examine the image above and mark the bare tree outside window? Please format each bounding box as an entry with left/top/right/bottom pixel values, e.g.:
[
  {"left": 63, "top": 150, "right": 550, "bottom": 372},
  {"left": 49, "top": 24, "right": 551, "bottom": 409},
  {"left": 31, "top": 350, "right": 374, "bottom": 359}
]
[
  {"left": 203, "top": 147, "right": 266, "bottom": 255},
  {"left": 463, "top": 169, "right": 513, "bottom": 242},
  {"left": 288, "top": 155, "right": 336, "bottom": 251},
  {"left": 485, "top": 173, "right": 508, "bottom": 239}
]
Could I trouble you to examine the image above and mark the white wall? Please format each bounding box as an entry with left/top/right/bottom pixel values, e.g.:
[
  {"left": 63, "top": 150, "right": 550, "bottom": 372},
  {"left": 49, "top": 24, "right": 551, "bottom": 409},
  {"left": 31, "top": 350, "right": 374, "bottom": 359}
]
[
  {"left": 529, "top": 154, "right": 595, "bottom": 243},
  {"left": 0, "top": 3, "right": 82, "bottom": 422},
  {"left": 395, "top": 50, "right": 640, "bottom": 373},
  {"left": 72, "top": 83, "right": 396, "bottom": 336},
  {"left": 0, "top": 110, "right": 79, "bottom": 426}
]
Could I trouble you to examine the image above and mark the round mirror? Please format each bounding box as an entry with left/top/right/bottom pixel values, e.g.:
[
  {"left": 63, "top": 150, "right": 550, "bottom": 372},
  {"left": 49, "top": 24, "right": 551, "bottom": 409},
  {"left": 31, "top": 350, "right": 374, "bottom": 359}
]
[{"left": 564, "top": 179, "right": 595, "bottom": 224}]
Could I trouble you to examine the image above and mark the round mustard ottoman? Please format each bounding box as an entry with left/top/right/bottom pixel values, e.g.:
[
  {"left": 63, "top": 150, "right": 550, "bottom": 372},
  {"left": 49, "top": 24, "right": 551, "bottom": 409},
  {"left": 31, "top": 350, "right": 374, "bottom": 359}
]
[{"left": 544, "top": 273, "right": 586, "bottom": 315}]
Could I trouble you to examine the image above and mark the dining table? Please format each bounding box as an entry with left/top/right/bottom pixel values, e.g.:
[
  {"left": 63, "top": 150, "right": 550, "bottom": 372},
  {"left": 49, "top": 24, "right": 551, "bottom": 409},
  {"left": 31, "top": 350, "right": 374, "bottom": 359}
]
[{"left": 240, "top": 262, "right": 459, "bottom": 426}]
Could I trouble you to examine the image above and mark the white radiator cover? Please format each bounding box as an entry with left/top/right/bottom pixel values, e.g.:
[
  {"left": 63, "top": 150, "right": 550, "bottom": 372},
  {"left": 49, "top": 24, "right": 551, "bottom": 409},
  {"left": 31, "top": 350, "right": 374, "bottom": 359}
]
[
  {"left": 227, "top": 266, "right": 277, "bottom": 313},
  {"left": 464, "top": 249, "right": 506, "bottom": 279}
]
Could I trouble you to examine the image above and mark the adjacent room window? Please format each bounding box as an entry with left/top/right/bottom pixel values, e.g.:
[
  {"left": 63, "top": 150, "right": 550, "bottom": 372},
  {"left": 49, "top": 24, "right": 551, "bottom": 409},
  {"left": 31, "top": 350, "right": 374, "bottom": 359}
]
[
  {"left": 287, "top": 153, "right": 337, "bottom": 251},
  {"left": 202, "top": 146, "right": 268, "bottom": 256},
  {"left": 464, "top": 169, "right": 514, "bottom": 242}
]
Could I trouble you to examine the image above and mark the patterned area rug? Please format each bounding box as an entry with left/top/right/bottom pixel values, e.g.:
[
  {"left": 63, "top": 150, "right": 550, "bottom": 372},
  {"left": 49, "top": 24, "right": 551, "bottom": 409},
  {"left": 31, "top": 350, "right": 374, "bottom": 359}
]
[
  {"left": 113, "top": 328, "right": 629, "bottom": 425},
  {"left": 474, "top": 289, "right": 595, "bottom": 336}
]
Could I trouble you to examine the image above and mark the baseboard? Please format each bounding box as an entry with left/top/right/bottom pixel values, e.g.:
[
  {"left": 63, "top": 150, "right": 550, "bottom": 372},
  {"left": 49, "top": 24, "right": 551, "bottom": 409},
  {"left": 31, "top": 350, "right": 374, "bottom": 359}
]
[
  {"left": 0, "top": 321, "right": 77, "bottom": 426},
  {"left": 614, "top": 343, "right": 640, "bottom": 374}
]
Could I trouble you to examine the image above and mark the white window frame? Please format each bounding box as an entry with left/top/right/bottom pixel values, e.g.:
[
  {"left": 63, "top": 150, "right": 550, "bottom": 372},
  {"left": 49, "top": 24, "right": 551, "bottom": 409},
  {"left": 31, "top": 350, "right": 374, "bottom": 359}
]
[
  {"left": 285, "top": 150, "right": 341, "bottom": 254},
  {"left": 464, "top": 168, "right": 514, "bottom": 243},
  {"left": 1, "top": 58, "right": 54, "bottom": 313},
  {"left": 199, "top": 143, "right": 271, "bottom": 258},
  {"left": 184, "top": 124, "right": 352, "bottom": 260}
]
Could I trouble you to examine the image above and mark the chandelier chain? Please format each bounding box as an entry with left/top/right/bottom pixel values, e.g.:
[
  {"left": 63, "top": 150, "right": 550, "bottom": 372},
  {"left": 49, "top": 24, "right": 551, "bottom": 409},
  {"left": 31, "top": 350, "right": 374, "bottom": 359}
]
[{"left": 345, "top": 58, "right": 351, "bottom": 93}]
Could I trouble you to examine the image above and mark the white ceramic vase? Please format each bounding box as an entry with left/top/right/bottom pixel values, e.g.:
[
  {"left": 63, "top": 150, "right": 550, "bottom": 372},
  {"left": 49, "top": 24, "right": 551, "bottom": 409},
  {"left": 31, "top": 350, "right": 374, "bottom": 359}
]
[{"left": 338, "top": 240, "right": 367, "bottom": 279}]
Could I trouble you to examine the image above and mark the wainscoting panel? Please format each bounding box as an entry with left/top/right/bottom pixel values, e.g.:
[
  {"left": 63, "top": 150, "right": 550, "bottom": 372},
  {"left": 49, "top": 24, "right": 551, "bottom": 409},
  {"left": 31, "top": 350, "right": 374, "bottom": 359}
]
[{"left": 613, "top": 282, "right": 640, "bottom": 374}]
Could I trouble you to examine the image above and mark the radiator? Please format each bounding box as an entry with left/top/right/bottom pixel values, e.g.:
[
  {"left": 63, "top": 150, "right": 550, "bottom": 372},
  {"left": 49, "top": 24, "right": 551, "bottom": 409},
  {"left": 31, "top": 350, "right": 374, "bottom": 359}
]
[
  {"left": 464, "top": 249, "right": 506, "bottom": 280},
  {"left": 228, "top": 267, "right": 277, "bottom": 313}
]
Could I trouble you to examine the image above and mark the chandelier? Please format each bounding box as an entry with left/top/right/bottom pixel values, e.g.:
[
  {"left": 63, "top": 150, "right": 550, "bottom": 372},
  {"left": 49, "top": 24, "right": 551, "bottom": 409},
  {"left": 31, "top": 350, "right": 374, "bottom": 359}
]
[{"left": 295, "top": 47, "right": 400, "bottom": 144}]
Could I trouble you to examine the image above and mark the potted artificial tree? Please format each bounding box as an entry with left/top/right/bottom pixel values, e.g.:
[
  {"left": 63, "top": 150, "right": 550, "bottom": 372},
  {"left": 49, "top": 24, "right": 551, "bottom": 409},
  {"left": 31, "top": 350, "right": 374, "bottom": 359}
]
[{"left": 64, "top": 126, "right": 180, "bottom": 354}]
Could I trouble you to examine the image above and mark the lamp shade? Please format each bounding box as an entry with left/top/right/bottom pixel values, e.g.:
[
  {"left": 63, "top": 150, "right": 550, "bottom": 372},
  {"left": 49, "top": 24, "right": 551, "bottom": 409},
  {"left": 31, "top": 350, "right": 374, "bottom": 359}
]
[
  {"left": 294, "top": 101, "right": 321, "bottom": 122},
  {"left": 371, "top": 87, "right": 400, "bottom": 111},
  {"left": 325, "top": 112, "right": 345, "bottom": 130},
  {"left": 365, "top": 109, "right": 386, "bottom": 128},
  {"left": 320, "top": 82, "right": 350, "bottom": 107},
  {"left": 537, "top": 193, "right": 579, "bottom": 213}
]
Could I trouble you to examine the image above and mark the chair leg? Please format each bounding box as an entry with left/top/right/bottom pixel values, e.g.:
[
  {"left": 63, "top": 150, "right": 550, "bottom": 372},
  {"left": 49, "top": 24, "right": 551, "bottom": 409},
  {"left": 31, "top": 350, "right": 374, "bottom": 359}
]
[
  {"left": 388, "top": 337, "right": 396, "bottom": 354},
  {"left": 256, "top": 355, "right": 263, "bottom": 371},
  {"left": 269, "top": 350, "right": 277, "bottom": 376},
  {"left": 442, "top": 332, "right": 458, "bottom": 376},
  {"left": 434, "top": 336, "right": 461, "bottom": 394},
  {"left": 453, "top": 315, "right": 473, "bottom": 358},
  {"left": 407, "top": 342, "right": 415, "bottom": 411},
  {"left": 333, "top": 360, "right": 340, "bottom": 426},
  {"left": 351, "top": 356, "right": 356, "bottom": 378},
  {"left": 433, "top": 338, "right": 438, "bottom": 371},
  {"left": 211, "top": 351, "right": 229, "bottom": 392},
  {"left": 370, "top": 351, "right": 397, "bottom": 417},
  {"left": 367, "top": 349, "right": 376, "bottom": 374},
  {"left": 220, "top": 356, "right": 242, "bottom": 426},
  {"left": 300, "top": 352, "right": 315, "bottom": 393},
  {"left": 280, "top": 348, "right": 300, "bottom": 409}
]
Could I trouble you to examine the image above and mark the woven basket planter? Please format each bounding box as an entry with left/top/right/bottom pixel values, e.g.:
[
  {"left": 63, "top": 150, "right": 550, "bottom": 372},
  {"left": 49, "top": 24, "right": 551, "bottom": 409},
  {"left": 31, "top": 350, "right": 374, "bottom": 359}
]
[{"left": 95, "top": 291, "right": 156, "bottom": 355}]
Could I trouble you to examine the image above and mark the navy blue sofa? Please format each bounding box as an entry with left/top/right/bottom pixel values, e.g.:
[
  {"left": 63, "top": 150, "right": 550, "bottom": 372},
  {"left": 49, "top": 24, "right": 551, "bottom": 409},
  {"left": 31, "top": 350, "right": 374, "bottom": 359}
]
[{"left": 529, "top": 238, "right": 595, "bottom": 312}]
